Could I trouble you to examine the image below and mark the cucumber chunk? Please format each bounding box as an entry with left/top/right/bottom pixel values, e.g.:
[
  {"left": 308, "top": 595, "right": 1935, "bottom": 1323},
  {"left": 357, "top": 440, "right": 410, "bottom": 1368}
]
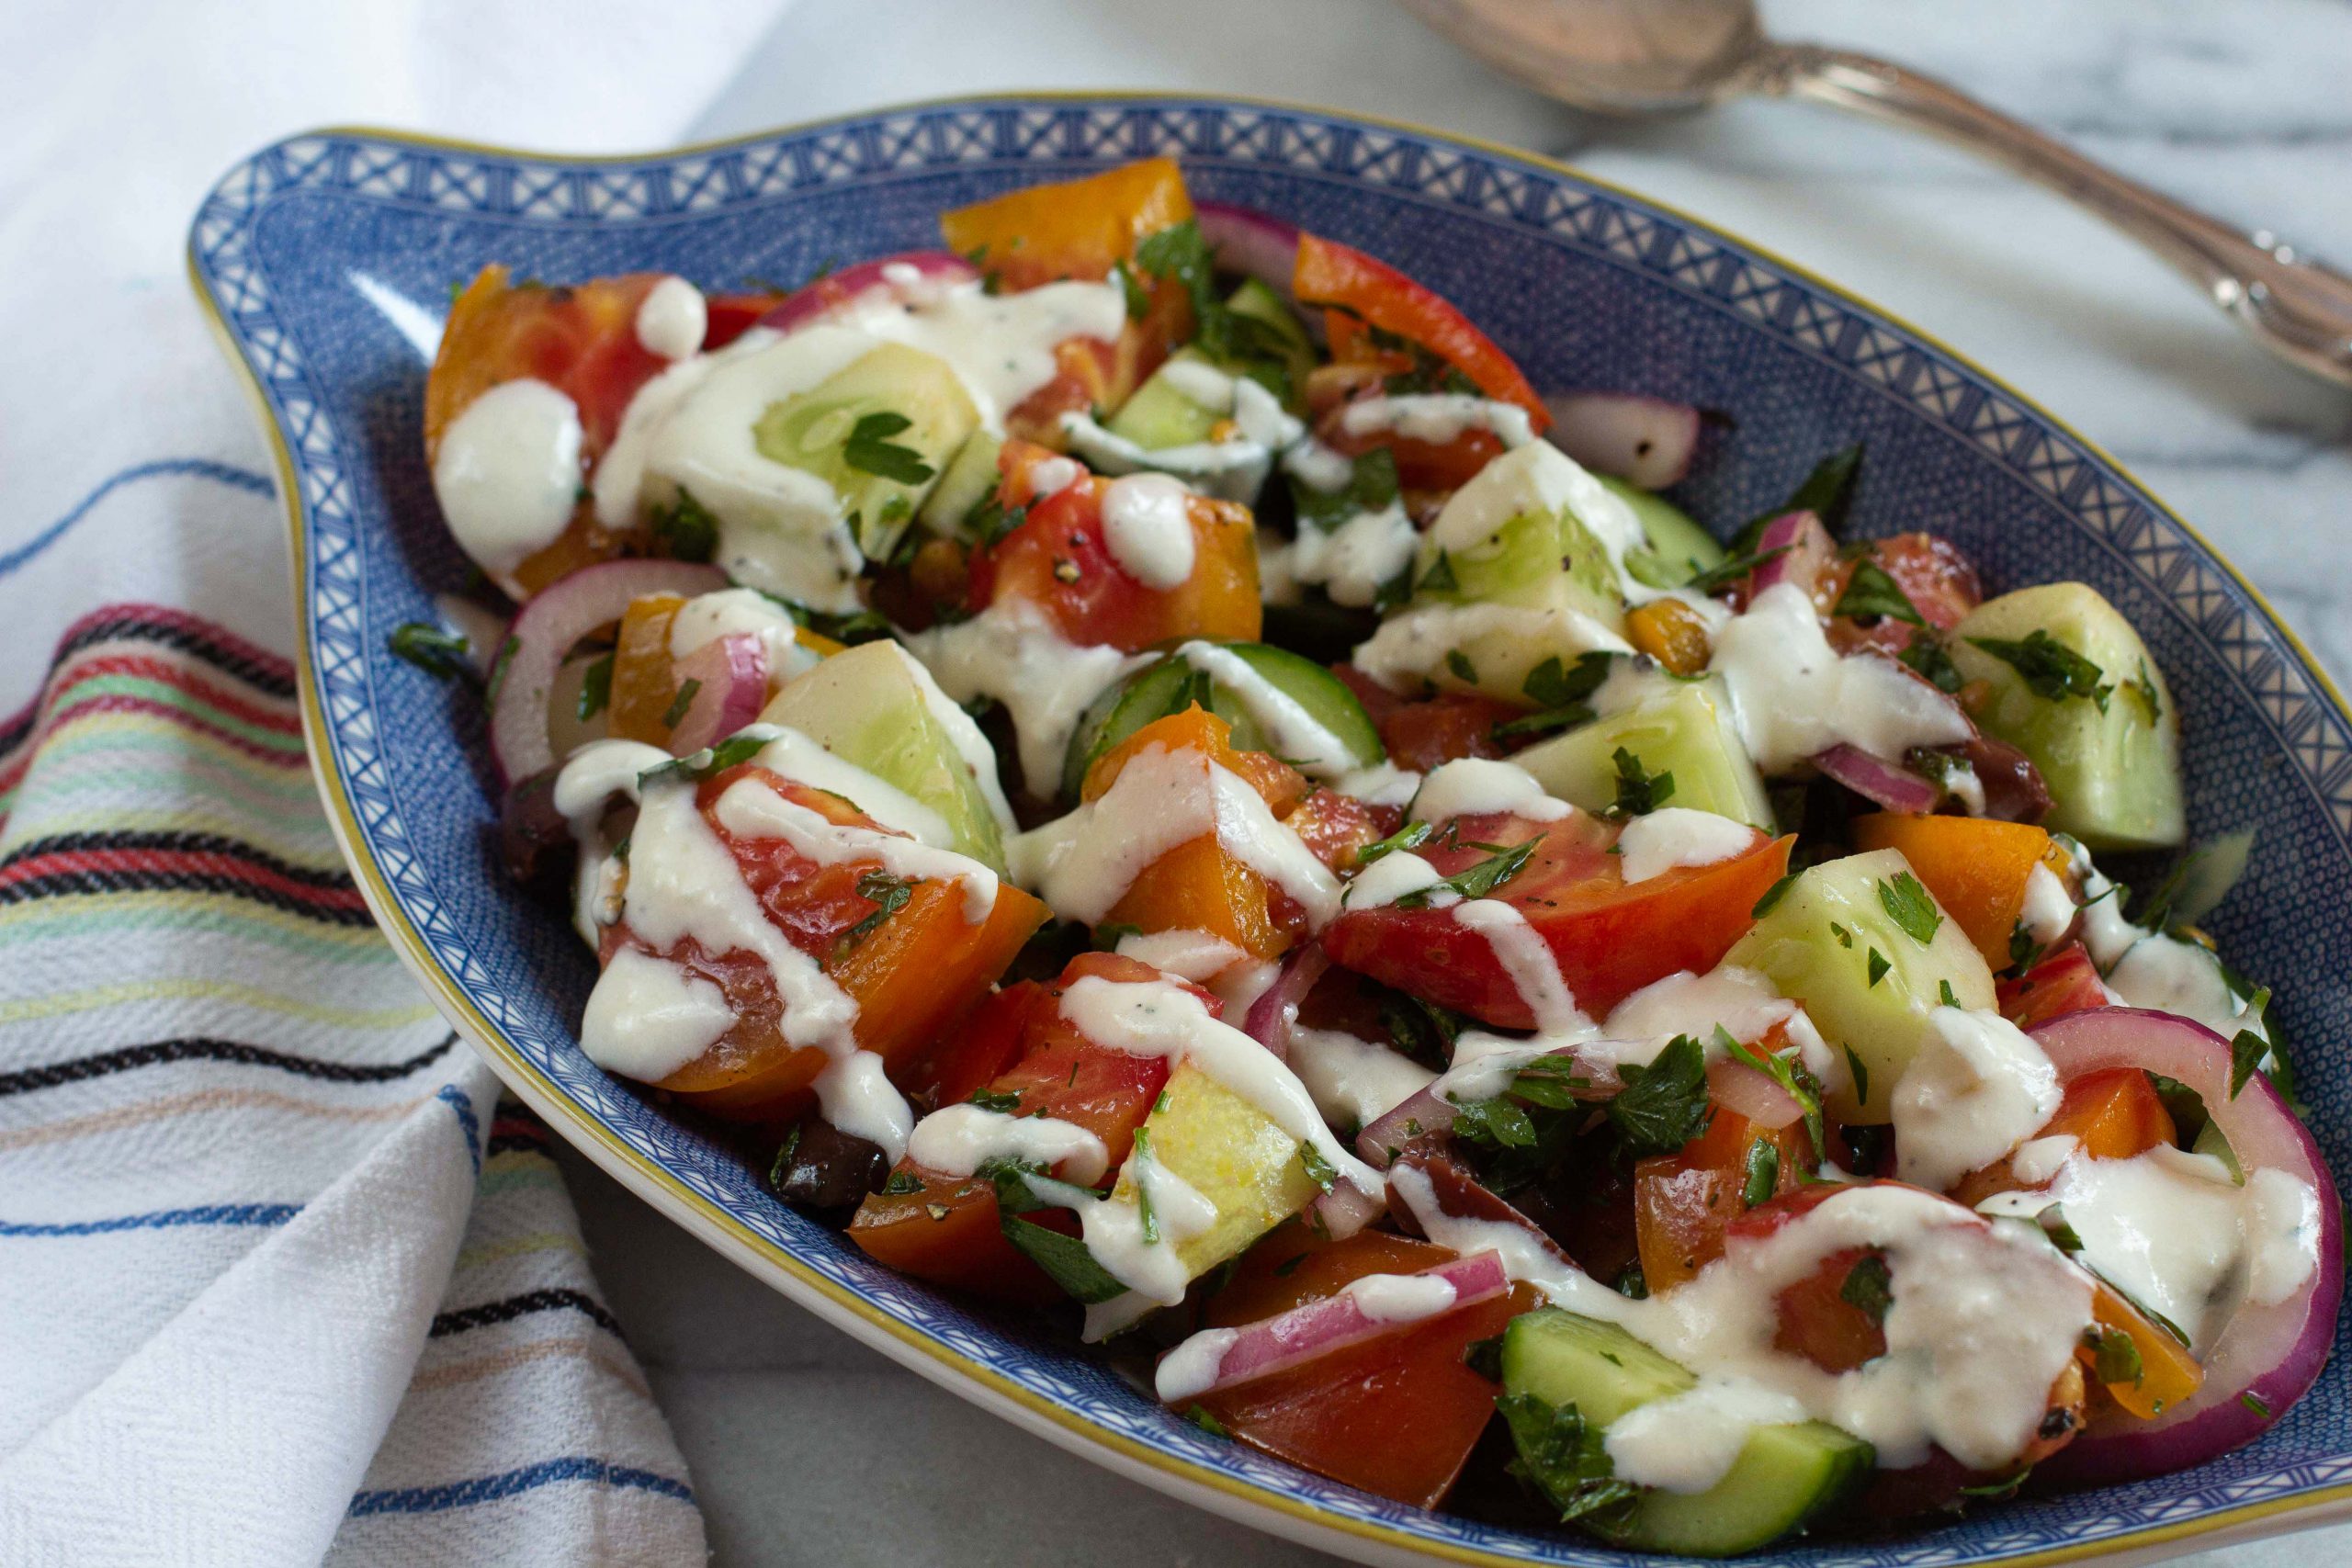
[
  {"left": 1359, "top": 443, "right": 1634, "bottom": 702},
  {"left": 1105, "top": 348, "right": 1228, "bottom": 451},
  {"left": 757, "top": 639, "right": 1012, "bottom": 873},
  {"left": 1058, "top": 640, "right": 1383, "bottom": 799},
  {"left": 915, "top": 430, "right": 1005, "bottom": 541},
  {"left": 1513, "top": 675, "right": 1772, "bottom": 829},
  {"left": 1501, "top": 1309, "right": 1871, "bottom": 1557},
  {"left": 1724, "top": 848, "right": 1995, "bottom": 1123},
  {"left": 1600, "top": 475, "right": 1726, "bottom": 590},
  {"left": 752, "top": 342, "right": 977, "bottom": 563},
  {"left": 1949, "top": 582, "right": 2184, "bottom": 852}
]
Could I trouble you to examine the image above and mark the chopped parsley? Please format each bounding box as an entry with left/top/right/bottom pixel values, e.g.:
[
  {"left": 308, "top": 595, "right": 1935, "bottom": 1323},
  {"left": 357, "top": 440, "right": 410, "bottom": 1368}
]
[
  {"left": 834, "top": 870, "right": 917, "bottom": 958},
  {"left": 1445, "top": 649, "right": 1479, "bottom": 685},
  {"left": 2125, "top": 658, "right": 2164, "bottom": 725},
  {"left": 1968, "top": 629, "right": 2113, "bottom": 714},
  {"left": 575, "top": 651, "right": 615, "bottom": 720},
  {"left": 881, "top": 1169, "right": 925, "bottom": 1196},
  {"left": 1495, "top": 1394, "right": 1639, "bottom": 1525},
  {"left": 1298, "top": 1141, "right": 1338, "bottom": 1193},
  {"left": 1878, "top": 871, "right": 1943, "bottom": 945},
  {"left": 2230, "top": 1025, "right": 2270, "bottom": 1100},
  {"left": 1681, "top": 541, "right": 1792, "bottom": 596},
  {"left": 1717, "top": 1026, "right": 1825, "bottom": 1156},
  {"left": 767, "top": 1124, "right": 803, "bottom": 1190},
  {"left": 1838, "top": 1252, "right": 1894, "bottom": 1324},
  {"left": 2084, "top": 1324, "right": 2144, "bottom": 1387},
  {"left": 1292, "top": 447, "right": 1400, "bottom": 534},
  {"left": 1834, "top": 559, "right": 1925, "bottom": 626},
  {"left": 388, "top": 622, "right": 472, "bottom": 679},
  {"left": 1449, "top": 1093, "right": 1540, "bottom": 1152},
  {"left": 1845, "top": 1045, "right": 1871, "bottom": 1111},
  {"left": 1867, "top": 946, "right": 1891, "bottom": 988},
  {"left": 636, "top": 730, "right": 771, "bottom": 788},
  {"left": 1939, "top": 978, "right": 1960, "bottom": 1008},
  {"left": 842, "top": 412, "right": 936, "bottom": 485},
  {"left": 967, "top": 1088, "right": 1022, "bottom": 1113},
  {"left": 1001, "top": 1216, "right": 1128, "bottom": 1303},
  {"left": 1132, "top": 1126, "right": 1160, "bottom": 1245},
  {"left": 1391, "top": 837, "right": 1538, "bottom": 909},
  {"left": 661, "top": 678, "right": 702, "bottom": 728},
  {"left": 2010, "top": 920, "right": 2044, "bottom": 974},
  {"left": 1522, "top": 651, "right": 1617, "bottom": 710},
  {"left": 1727, "top": 443, "right": 1863, "bottom": 556},
  {"left": 1415, "top": 550, "right": 1460, "bottom": 596},
  {"left": 1606, "top": 747, "right": 1674, "bottom": 818},
  {"left": 1358, "top": 820, "right": 1434, "bottom": 867},
  {"left": 1742, "top": 1139, "right": 1781, "bottom": 1208},
  {"left": 1752, "top": 873, "right": 1799, "bottom": 918},
  {"left": 1185, "top": 1404, "right": 1231, "bottom": 1438},
  {"left": 1606, "top": 1032, "right": 1713, "bottom": 1158},
  {"left": 2242, "top": 1391, "right": 2274, "bottom": 1420},
  {"left": 650, "top": 489, "right": 720, "bottom": 561},
  {"left": 1898, "top": 634, "right": 1966, "bottom": 693}
]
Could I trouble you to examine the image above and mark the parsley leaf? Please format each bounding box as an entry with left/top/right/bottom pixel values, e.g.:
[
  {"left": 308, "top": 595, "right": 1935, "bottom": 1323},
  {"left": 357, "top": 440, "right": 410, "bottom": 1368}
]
[
  {"left": 1393, "top": 838, "right": 1538, "bottom": 909},
  {"left": 962, "top": 491, "right": 1030, "bottom": 551},
  {"left": 967, "top": 1088, "right": 1022, "bottom": 1113},
  {"left": 842, "top": 411, "right": 936, "bottom": 485},
  {"left": 1838, "top": 1252, "right": 1893, "bottom": 1324},
  {"left": 1292, "top": 447, "right": 1400, "bottom": 534},
  {"left": 636, "top": 730, "right": 771, "bottom": 788},
  {"left": 1867, "top": 946, "right": 1891, "bottom": 988},
  {"left": 1682, "top": 542, "right": 1792, "bottom": 596},
  {"left": 2230, "top": 1027, "right": 2269, "bottom": 1100},
  {"left": 575, "top": 651, "right": 615, "bottom": 720},
  {"left": 1939, "top": 978, "right": 1960, "bottom": 1008},
  {"left": 2242, "top": 1391, "right": 2273, "bottom": 1419},
  {"left": 1727, "top": 443, "right": 1864, "bottom": 556},
  {"left": 1834, "top": 559, "right": 1925, "bottom": 626},
  {"left": 1878, "top": 871, "right": 1943, "bottom": 945},
  {"left": 1450, "top": 1093, "right": 1540, "bottom": 1151},
  {"left": 767, "top": 1124, "right": 804, "bottom": 1190},
  {"left": 388, "top": 622, "right": 472, "bottom": 680},
  {"left": 1845, "top": 1045, "right": 1871, "bottom": 1110},
  {"left": 1445, "top": 649, "right": 1479, "bottom": 685},
  {"left": 1495, "top": 1394, "right": 1640, "bottom": 1525},
  {"left": 2084, "top": 1324, "right": 2143, "bottom": 1387},
  {"left": 1968, "top": 629, "right": 2113, "bottom": 714},
  {"left": 1186, "top": 1404, "right": 1231, "bottom": 1438},
  {"left": 1358, "top": 820, "right": 1434, "bottom": 867},
  {"left": 1717, "top": 1025, "right": 1825, "bottom": 1156},
  {"left": 1899, "top": 634, "right": 1966, "bottom": 693},
  {"left": 1001, "top": 1216, "right": 1127, "bottom": 1303},
  {"left": 650, "top": 489, "right": 720, "bottom": 562},
  {"left": 881, "top": 1169, "right": 924, "bottom": 1196},
  {"left": 1742, "top": 1139, "right": 1781, "bottom": 1207},
  {"left": 1607, "top": 1033, "right": 1713, "bottom": 1158},
  {"left": 2125, "top": 658, "right": 2164, "bottom": 726},
  {"left": 1752, "top": 873, "right": 1799, "bottom": 918},
  {"left": 833, "top": 870, "right": 916, "bottom": 958},
  {"left": 1522, "top": 651, "right": 1617, "bottom": 710},
  {"left": 1415, "top": 550, "right": 1460, "bottom": 596},
  {"left": 1606, "top": 747, "right": 1674, "bottom": 818},
  {"left": 662, "top": 678, "right": 702, "bottom": 728},
  {"left": 1298, "top": 1141, "right": 1338, "bottom": 1193}
]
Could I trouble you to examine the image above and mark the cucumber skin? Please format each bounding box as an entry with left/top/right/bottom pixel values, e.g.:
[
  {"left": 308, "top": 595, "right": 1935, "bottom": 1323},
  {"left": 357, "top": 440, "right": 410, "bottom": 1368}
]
[
  {"left": 1512, "top": 677, "right": 1773, "bottom": 830},
  {"left": 1724, "top": 847, "right": 1994, "bottom": 1124},
  {"left": 752, "top": 342, "right": 975, "bottom": 561},
  {"left": 1949, "top": 583, "right": 2185, "bottom": 852},
  {"left": 1105, "top": 349, "right": 1226, "bottom": 451},
  {"left": 1598, "top": 474, "right": 1725, "bottom": 585},
  {"left": 1500, "top": 1309, "right": 1872, "bottom": 1558},
  {"left": 916, "top": 431, "right": 1005, "bottom": 540}
]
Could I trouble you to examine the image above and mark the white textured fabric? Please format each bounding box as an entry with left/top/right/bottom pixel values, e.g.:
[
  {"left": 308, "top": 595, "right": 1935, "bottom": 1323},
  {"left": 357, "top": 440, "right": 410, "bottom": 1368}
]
[{"left": 0, "top": 1, "right": 785, "bottom": 1562}]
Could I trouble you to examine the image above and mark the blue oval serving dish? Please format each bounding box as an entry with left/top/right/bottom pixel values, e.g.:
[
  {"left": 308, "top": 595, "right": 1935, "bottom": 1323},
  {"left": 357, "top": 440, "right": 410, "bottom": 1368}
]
[{"left": 189, "top": 94, "right": 2352, "bottom": 1566}]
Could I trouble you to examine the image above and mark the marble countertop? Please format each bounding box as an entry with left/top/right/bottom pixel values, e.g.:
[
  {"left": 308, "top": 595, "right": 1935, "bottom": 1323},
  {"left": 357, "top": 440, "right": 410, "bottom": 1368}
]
[{"left": 556, "top": 1, "right": 2352, "bottom": 1562}]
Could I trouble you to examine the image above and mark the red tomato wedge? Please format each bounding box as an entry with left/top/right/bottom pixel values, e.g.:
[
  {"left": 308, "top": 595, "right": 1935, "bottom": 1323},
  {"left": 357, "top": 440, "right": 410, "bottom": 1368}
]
[
  {"left": 1189, "top": 1221, "right": 1541, "bottom": 1508},
  {"left": 1998, "top": 942, "right": 2112, "bottom": 1031},
  {"left": 1294, "top": 234, "right": 1545, "bottom": 423},
  {"left": 1322, "top": 809, "right": 1792, "bottom": 1025},
  {"left": 1823, "top": 533, "right": 1984, "bottom": 657},
  {"left": 1634, "top": 1092, "right": 1814, "bottom": 1292},
  {"left": 601, "top": 766, "right": 1046, "bottom": 1122},
  {"left": 1334, "top": 665, "right": 1523, "bottom": 773},
  {"left": 967, "top": 440, "right": 1261, "bottom": 651},
  {"left": 847, "top": 953, "right": 1191, "bottom": 1303}
]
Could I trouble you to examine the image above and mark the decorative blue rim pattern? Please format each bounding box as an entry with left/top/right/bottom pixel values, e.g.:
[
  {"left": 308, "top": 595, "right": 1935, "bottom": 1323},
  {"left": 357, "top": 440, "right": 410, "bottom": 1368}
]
[{"left": 187, "top": 96, "right": 2352, "bottom": 1567}]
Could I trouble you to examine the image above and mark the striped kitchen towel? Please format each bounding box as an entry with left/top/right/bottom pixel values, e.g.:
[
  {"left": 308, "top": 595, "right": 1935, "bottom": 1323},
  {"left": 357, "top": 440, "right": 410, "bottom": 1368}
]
[{"left": 0, "top": 606, "right": 707, "bottom": 1566}]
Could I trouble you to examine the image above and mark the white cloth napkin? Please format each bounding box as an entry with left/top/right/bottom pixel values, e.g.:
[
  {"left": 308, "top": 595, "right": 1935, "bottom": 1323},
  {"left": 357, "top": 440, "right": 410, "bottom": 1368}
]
[{"left": 0, "top": 1, "right": 786, "bottom": 1562}]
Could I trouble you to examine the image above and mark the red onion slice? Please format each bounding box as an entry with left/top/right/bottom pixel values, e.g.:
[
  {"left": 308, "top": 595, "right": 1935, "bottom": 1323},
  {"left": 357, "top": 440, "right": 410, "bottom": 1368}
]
[
  {"left": 1357, "top": 1043, "right": 1622, "bottom": 1168},
  {"left": 663, "top": 632, "right": 770, "bottom": 756},
  {"left": 1241, "top": 944, "right": 1329, "bottom": 1065},
  {"left": 756, "top": 251, "right": 980, "bottom": 335},
  {"left": 485, "top": 558, "right": 727, "bottom": 784},
  {"left": 1194, "top": 202, "right": 1302, "bottom": 299},
  {"left": 1709, "top": 1057, "right": 1805, "bottom": 1132},
  {"left": 1745, "top": 510, "right": 1837, "bottom": 599},
  {"left": 1814, "top": 743, "right": 1943, "bottom": 815},
  {"left": 1544, "top": 391, "right": 1702, "bottom": 489},
  {"left": 1153, "top": 1248, "right": 1508, "bottom": 1404},
  {"left": 2028, "top": 1008, "right": 2344, "bottom": 1484}
]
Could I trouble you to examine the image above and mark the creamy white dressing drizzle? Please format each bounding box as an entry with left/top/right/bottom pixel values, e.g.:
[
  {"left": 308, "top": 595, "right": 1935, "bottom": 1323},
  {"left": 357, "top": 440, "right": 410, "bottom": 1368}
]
[
  {"left": 1340, "top": 849, "right": 1446, "bottom": 910},
  {"left": 906, "top": 602, "right": 1148, "bottom": 792},
  {"left": 432, "top": 378, "right": 583, "bottom": 583},
  {"left": 1612, "top": 807, "right": 1754, "bottom": 885},
  {"left": 666, "top": 586, "right": 824, "bottom": 683},
  {"left": 635, "top": 276, "right": 707, "bottom": 360},
  {"left": 904, "top": 1103, "right": 1108, "bottom": 1187},
  {"left": 1352, "top": 600, "right": 1634, "bottom": 694},
  {"left": 2073, "top": 863, "right": 2262, "bottom": 1042},
  {"left": 713, "top": 774, "right": 997, "bottom": 923},
  {"left": 1008, "top": 743, "right": 1340, "bottom": 931},
  {"left": 1410, "top": 757, "right": 1570, "bottom": 824},
  {"left": 1890, "top": 1008, "right": 2064, "bottom": 1194},
  {"left": 1290, "top": 1025, "right": 1440, "bottom": 1130},
  {"left": 1338, "top": 394, "right": 1534, "bottom": 450},
  {"left": 1276, "top": 502, "right": 1419, "bottom": 609},
  {"left": 2018, "top": 863, "right": 2079, "bottom": 950},
  {"left": 1453, "top": 899, "right": 1588, "bottom": 1037},
  {"left": 578, "top": 945, "right": 735, "bottom": 1082},
  {"left": 1171, "top": 640, "right": 1360, "bottom": 782},
  {"left": 1709, "top": 582, "right": 1973, "bottom": 773},
  {"left": 1099, "top": 473, "right": 1199, "bottom": 590}
]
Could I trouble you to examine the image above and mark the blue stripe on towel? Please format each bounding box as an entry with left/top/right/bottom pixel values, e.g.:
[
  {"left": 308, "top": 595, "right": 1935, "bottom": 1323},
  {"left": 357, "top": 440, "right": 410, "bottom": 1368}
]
[
  {"left": 346, "top": 1457, "right": 695, "bottom": 1516},
  {"left": 0, "top": 1202, "right": 300, "bottom": 1236},
  {"left": 437, "top": 1082, "right": 481, "bottom": 1172},
  {"left": 0, "top": 458, "right": 275, "bottom": 578}
]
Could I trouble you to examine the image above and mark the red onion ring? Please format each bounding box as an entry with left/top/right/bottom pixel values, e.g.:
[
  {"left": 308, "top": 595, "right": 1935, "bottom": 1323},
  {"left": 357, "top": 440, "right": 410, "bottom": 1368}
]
[
  {"left": 1745, "top": 510, "right": 1836, "bottom": 599},
  {"left": 756, "top": 251, "right": 979, "bottom": 335},
  {"left": 1193, "top": 202, "right": 1302, "bottom": 299},
  {"left": 1241, "top": 944, "right": 1329, "bottom": 1064},
  {"left": 1814, "top": 743, "right": 1944, "bottom": 815},
  {"left": 486, "top": 558, "right": 725, "bottom": 784},
  {"left": 1544, "top": 391, "right": 1702, "bottom": 489},
  {"left": 663, "top": 632, "right": 770, "bottom": 756},
  {"left": 2028, "top": 1009, "right": 2343, "bottom": 1485},
  {"left": 1153, "top": 1248, "right": 1508, "bottom": 1404}
]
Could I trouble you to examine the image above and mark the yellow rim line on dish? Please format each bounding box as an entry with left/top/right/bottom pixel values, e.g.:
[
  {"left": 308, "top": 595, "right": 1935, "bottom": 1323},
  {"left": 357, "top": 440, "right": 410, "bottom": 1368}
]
[{"left": 187, "top": 96, "right": 2352, "bottom": 1568}]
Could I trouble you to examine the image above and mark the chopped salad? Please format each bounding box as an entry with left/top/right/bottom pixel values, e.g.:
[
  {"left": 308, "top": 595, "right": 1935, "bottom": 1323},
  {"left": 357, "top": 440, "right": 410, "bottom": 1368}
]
[{"left": 404, "top": 156, "right": 2341, "bottom": 1553}]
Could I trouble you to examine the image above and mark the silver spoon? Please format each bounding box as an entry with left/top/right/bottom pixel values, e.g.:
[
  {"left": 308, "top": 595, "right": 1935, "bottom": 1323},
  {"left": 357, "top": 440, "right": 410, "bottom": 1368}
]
[{"left": 1402, "top": 0, "right": 2352, "bottom": 388}]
